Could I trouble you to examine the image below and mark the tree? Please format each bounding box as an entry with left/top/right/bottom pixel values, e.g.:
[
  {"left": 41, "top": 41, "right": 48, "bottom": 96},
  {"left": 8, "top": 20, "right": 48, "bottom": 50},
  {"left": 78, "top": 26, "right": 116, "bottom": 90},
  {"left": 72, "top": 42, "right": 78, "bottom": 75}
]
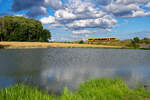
[
  {"left": 79, "top": 40, "right": 84, "bottom": 44},
  {"left": 131, "top": 41, "right": 140, "bottom": 48},
  {"left": 141, "top": 38, "right": 150, "bottom": 44},
  {"left": 0, "top": 16, "right": 51, "bottom": 42},
  {"left": 40, "top": 29, "right": 51, "bottom": 42},
  {"left": 129, "top": 37, "right": 140, "bottom": 48},
  {"left": 133, "top": 37, "right": 140, "bottom": 43}
]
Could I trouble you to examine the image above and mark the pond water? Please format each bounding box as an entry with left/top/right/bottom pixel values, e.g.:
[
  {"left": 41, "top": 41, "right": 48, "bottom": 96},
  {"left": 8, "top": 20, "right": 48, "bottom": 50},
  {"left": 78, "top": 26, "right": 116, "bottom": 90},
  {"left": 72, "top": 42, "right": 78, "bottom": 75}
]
[{"left": 0, "top": 48, "right": 150, "bottom": 93}]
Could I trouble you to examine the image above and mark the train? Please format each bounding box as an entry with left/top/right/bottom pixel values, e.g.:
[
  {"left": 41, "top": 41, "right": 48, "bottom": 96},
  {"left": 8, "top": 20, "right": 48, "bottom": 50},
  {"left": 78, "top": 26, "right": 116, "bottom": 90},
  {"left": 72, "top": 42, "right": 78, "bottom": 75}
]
[{"left": 88, "top": 37, "right": 119, "bottom": 43}]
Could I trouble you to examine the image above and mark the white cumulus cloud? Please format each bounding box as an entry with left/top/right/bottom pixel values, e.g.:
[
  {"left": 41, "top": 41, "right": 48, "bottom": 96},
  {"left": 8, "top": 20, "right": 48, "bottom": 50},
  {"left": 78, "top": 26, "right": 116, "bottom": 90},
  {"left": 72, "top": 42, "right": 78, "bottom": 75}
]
[
  {"left": 146, "top": 2, "right": 150, "bottom": 8},
  {"left": 103, "top": 0, "right": 150, "bottom": 17},
  {"left": 66, "top": 15, "right": 117, "bottom": 30},
  {"left": 40, "top": 16, "right": 55, "bottom": 24},
  {"left": 44, "top": 0, "right": 63, "bottom": 10},
  {"left": 72, "top": 30, "right": 91, "bottom": 34},
  {"left": 37, "top": 0, "right": 150, "bottom": 35},
  {"left": 131, "top": 10, "right": 150, "bottom": 17},
  {"left": 55, "top": 10, "right": 77, "bottom": 20}
]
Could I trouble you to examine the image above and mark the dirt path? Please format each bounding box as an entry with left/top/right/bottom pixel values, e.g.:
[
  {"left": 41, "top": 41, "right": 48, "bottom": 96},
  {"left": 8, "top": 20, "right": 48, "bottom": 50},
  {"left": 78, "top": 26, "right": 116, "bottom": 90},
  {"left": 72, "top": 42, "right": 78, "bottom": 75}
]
[{"left": 0, "top": 42, "right": 122, "bottom": 49}]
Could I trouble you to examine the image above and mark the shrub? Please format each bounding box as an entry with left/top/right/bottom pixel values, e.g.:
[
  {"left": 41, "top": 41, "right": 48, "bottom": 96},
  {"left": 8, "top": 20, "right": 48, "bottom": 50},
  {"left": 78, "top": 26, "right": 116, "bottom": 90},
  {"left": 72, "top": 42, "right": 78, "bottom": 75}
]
[
  {"left": 133, "top": 37, "right": 140, "bottom": 43},
  {"left": 79, "top": 40, "right": 84, "bottom": 44}
]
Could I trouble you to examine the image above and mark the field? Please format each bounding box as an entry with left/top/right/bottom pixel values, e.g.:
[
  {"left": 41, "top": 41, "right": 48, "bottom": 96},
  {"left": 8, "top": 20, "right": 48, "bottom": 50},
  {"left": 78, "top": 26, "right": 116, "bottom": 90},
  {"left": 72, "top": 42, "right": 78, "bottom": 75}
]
[
  {"left": 0, "top": 78, "right": 150, "bottom": 100},
  {"left": 0, "top": 39, "right": 150, "bottom": 49},
  {"left": 0, "top": 42, "right": 122, "bottom": 49}
]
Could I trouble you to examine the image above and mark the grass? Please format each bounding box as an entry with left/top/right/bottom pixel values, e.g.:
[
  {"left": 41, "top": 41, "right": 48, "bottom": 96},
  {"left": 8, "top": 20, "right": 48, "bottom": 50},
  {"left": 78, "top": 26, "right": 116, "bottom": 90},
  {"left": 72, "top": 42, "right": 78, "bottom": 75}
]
[
  {"left": 0, "top": 41, "right": 149, "bottom": 50},
  {"left": 0, "top": 84, "right": 55, "bottom": 100},
  {"left": 140, "top": 48, "right": 150, "bottom": 50},
  {"left": 0, "top": 78, "right": 150, "bottom": 100},
  {"left": 0, "top": 42, "right": 122, "bottom": 49}
]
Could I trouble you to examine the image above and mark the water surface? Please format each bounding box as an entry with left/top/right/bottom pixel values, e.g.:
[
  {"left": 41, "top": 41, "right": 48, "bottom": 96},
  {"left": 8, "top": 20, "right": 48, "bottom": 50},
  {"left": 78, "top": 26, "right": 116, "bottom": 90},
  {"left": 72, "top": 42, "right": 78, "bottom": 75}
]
[{"left": 0, "top": 48, "right": 150, "bottom": 93}]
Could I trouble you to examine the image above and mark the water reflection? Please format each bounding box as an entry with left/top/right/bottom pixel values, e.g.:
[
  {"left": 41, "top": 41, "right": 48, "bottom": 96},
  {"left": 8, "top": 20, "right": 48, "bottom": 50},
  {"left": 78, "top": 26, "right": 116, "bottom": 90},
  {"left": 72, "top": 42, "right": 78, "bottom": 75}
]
[{"left": 0, "top": 48, "right": 150, "bottom": 93}]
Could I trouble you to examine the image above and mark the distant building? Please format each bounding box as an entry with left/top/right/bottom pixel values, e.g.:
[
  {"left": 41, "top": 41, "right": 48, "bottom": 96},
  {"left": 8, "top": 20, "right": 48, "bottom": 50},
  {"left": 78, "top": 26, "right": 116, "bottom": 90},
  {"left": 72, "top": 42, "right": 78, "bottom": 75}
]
[{"left": 88, "top": 37, "right": 119, "bottom": 43}]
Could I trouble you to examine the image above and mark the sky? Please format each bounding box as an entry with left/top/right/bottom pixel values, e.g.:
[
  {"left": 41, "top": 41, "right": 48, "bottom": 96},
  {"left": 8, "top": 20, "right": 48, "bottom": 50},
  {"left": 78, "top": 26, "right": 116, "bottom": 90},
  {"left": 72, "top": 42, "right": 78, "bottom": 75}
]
[{"left": 0, "top": 0, "right": 150, "bottom": 41}]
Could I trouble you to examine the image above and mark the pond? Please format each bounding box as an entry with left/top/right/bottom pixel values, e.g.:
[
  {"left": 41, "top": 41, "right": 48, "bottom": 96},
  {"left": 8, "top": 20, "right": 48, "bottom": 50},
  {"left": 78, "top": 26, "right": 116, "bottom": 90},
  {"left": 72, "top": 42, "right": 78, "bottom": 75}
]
[{"left": 0, "top": 48, "right": 150, "bottom": 93}]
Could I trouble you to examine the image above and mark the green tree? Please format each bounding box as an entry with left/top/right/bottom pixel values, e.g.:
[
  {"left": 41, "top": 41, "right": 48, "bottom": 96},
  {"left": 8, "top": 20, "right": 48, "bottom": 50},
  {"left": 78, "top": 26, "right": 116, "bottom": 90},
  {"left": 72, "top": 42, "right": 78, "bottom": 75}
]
[
  {"left": 131, "top": 41, "right": 140, "bottom": 48},
  {"left": 129, "top": 37, "right": 140, "bottom": 48},
  {"left": 79, "top": 40, "right": 84, "bottom": 44},
  {"left": 141, "top": 38, "right": 150, "bottom": 44},
  {"left": 40, "top": 29, "right": 51, "bottom": 42},
  {"left": 133, "top": 37, "right": 140, "bottom": 43},
  {"left": 0, "top": 16, "right": 51, "bottom": 42}
]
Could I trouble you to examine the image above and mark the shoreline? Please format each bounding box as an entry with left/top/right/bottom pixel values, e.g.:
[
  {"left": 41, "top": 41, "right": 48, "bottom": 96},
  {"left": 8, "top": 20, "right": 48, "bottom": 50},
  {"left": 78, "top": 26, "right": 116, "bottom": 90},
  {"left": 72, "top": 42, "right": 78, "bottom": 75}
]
[
  {"left": 0, "top": 78, "right": 150, "bottom": 100},
  {"left": 0, "top": 42, "right": 123, "bottom": 49},
  {"left": 0, "top": 42, "right": 149, "bottom": 50}
]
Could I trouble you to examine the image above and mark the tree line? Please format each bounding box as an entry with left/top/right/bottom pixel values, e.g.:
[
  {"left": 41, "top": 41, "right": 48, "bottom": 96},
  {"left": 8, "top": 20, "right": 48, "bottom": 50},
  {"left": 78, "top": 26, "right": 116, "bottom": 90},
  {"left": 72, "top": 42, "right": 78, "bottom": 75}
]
[
  {"left": 129, "top": 37, "right": 150, "bottom": 48},
  {"left": 0, "top": 16, "right": 51, "bottom": 42}
]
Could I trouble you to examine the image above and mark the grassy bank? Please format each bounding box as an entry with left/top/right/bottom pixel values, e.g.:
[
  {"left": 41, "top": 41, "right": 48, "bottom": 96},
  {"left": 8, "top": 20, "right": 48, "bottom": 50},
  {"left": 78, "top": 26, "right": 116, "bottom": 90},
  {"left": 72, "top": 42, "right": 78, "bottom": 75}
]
[
  {"left": 0, "top": 78, "right": 150, "bottom": 100},
  {"left": 0, "top": 42, "right": 123, "bottom": 49},
  {"left": 0, "top": 41, "right": 149, "bottom": 50}
]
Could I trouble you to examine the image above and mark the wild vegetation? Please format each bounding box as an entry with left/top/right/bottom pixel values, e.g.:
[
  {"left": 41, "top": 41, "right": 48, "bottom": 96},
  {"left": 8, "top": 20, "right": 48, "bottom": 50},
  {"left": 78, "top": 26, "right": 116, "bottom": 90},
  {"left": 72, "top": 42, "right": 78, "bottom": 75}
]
[
  {"left": 76, "top": 37, "right": 150, "bottom": 49},
  {"left": 0, "top": 78, "right": 150, "bottom": 100},
  {"left": 128, "top": 37, "right": 150, "bottom": 49},
  {"left": 0, "top": 16, "right": 51, "bottom": 42}
]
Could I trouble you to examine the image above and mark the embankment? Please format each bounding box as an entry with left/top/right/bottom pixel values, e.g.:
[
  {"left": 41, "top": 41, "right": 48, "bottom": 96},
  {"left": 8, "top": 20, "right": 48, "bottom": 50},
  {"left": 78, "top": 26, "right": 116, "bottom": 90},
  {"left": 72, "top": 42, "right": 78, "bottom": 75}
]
[{"left": 0, "top": 42, "right": 122, "bottom": 49}]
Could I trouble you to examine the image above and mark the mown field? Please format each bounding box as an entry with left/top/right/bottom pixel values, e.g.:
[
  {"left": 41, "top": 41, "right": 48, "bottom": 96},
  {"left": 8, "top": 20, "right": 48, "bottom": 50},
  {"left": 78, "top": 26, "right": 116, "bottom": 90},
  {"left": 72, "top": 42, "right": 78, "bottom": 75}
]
[
  {"left": 0, "top": 42, "right": 122, "bottom": 49},
  {"left": 0, "top": 78, "right": 150, "bottom": 100}
]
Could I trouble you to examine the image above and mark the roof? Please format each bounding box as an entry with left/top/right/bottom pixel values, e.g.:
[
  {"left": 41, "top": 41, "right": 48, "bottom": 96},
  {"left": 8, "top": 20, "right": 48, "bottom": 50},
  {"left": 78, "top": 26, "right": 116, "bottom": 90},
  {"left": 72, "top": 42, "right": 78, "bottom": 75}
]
[{"left": 88, "top": 37, "right": 118, "bottom": 39}]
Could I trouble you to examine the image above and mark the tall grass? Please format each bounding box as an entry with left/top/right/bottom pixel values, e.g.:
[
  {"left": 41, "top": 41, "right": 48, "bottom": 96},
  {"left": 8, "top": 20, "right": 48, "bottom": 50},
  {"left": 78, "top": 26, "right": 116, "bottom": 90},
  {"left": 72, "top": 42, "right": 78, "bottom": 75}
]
[
  {"left": 0, "top": 78, "right": 150, "bottom": 100},
  {"left": 0, "top": 84, "right": 55, "bottom": 100}
]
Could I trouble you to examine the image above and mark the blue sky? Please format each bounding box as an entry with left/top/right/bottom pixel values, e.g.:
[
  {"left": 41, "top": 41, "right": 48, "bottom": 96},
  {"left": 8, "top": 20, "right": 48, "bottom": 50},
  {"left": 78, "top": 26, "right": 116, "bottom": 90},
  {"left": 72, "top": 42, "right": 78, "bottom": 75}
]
[{"left": 0, "top": 0, "right": 150, "bottom": 41}]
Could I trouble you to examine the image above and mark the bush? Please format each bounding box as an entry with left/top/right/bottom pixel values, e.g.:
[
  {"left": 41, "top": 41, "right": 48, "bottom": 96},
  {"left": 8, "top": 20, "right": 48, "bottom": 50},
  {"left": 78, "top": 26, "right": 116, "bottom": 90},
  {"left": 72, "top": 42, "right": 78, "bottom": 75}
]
[
  {"left": 79, "top": 40, "right": 84, "bottom": 44},
  {"left": 128, "top": 37, "right": 140, "bottom": 48},
  {"left": 141, "top": 38, "right": 150, "bottom": 44},
  {"left": 131, "top": 41, "right": 140, "bottom": 48},
  {"left": 133, "top": 37, "right": 140, "bottom": 43}
]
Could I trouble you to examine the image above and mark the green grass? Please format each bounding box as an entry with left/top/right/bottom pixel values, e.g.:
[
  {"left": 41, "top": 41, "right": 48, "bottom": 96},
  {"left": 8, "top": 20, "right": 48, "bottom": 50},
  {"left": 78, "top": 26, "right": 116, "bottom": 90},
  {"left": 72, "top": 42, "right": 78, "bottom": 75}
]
[
  {"left": 140, "top": 48, "right": 150, "bottom": 50},
  {"left": 0, "top": 84, "right": 55, "bottom": 100},
  {"left": 0, "top": 78, "right": 150, "bottom": 100},
  {"left": 63, "top": 46, "right": 149, "bottom": 50}
]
